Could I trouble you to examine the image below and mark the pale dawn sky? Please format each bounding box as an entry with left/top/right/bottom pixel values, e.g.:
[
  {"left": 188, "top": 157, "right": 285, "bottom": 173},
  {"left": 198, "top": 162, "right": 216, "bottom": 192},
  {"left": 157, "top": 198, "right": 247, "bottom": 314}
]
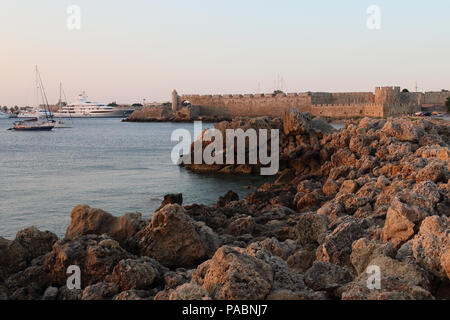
[{"left": 0, "top": 0, "right": 449, "bottom": 106}]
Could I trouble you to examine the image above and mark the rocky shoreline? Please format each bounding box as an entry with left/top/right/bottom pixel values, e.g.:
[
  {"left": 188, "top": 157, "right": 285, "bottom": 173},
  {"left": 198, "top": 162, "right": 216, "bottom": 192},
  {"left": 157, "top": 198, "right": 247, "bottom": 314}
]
[
  {"left": 123, "top": 105, "right": 231, "bottom": 123},
  {"left": 1, "top": 111, "right": 449, "bottom": 300}
]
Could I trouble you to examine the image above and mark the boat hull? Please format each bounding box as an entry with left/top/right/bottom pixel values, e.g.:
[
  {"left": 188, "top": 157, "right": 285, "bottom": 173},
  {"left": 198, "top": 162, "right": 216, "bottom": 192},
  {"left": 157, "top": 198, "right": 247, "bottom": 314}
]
[
  {"left": 52, "top": 109, "right": 134, "bottom": 118},
  {"left": 13, "top": 126, "right": 54, "bottom": 131}
]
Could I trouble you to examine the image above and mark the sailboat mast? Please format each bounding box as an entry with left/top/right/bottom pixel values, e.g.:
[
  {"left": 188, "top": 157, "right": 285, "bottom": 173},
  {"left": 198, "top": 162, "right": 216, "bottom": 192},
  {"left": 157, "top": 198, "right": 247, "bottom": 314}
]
[
  {"left": 35, "top": 66, "right": 52, "bottom": 122},
  {"left": 60, "top": 83, "right": 73, "bottom": 122}
]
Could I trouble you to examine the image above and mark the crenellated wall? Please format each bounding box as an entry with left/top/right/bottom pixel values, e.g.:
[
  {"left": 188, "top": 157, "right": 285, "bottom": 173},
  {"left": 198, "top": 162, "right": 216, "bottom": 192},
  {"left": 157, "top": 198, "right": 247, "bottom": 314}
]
[
  {"left": 311, "top": 103, "right": 384, "bottom": 118},
  {"left": 180, "top": 93, "right": 312, "bottom": 117},
  {"left": 420, "top": 91, "right": 450, "bottom": 107},
  {"left": 176, "top": 86, "right": 426, "bottom": 119}
]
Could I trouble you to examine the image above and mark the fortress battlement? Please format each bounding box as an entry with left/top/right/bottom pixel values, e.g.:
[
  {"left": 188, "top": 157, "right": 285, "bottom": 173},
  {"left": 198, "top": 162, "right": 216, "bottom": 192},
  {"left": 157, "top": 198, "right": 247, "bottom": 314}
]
[{"left": 172, "top": 86, "right": 446, "bottom": 119}]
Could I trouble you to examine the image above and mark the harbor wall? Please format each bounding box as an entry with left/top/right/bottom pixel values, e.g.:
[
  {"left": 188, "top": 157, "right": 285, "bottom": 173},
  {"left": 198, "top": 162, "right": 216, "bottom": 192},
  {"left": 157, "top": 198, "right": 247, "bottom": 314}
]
[{"left": 175, "top": 86, "right": 431, "bottom": 119}]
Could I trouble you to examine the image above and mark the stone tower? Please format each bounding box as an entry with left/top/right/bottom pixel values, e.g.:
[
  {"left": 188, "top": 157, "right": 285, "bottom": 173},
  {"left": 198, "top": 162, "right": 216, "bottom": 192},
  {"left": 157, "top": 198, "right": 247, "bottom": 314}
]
[
  {"left": 374, "top": 86, "right": 401, "bottom": 104},
  {"left": 171, "top": 90, "right": 179, "bottom": 112}
]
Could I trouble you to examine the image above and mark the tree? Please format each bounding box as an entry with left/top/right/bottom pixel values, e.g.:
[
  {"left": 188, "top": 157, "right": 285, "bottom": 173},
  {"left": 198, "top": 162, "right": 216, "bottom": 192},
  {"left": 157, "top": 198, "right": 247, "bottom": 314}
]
[
  {"left": 2, "top": 106, "right": 8, "bottom": 113},
  {"left": 132, "top": 103, "right": 143, "bottom": 108},
  {"left": 402, "top": 88, "right": 409, "bottom": 93},
  {"left": 108, "top": 101, "right": 118, "bottom": 107},
  {"left": 446, "top": 96, "right": 450, "bottom": 112},
  {"left": 273, "top": 90, "right": 285, "bottom": 95}
]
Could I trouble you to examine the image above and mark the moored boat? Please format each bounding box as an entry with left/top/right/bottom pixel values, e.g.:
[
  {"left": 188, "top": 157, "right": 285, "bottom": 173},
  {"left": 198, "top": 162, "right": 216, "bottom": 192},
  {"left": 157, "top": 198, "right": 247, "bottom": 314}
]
[
  {"left": 53, "top": 92, "right": 133, "bottom": 118},
  {"left": 11, "top": 66, "right": 55, "bottom": 131},
  {"left": 12, "top": 119, "right": 54, "bottom": 131}
]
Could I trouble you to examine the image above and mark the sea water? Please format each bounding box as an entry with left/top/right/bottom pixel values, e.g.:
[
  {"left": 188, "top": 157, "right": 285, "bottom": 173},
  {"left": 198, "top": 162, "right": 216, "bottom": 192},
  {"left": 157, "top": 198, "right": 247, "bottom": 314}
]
[{"left": 0, "top": 118, "right": 270, "bottom": 239}]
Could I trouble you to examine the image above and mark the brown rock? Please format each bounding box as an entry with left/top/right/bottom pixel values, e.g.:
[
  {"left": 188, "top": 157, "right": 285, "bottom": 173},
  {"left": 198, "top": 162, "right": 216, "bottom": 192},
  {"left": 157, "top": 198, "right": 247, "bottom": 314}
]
[
  {"left": 339, "top": 180, "right": 359, "bottom": 194},
  {"left": 274, "top": 169, "right": 295, "bottom": 185},
  {"left": 168, "top": 283, "right": 210, "bottom": 300},
  {"left": 216, "top": 191, "right": 239, "bottom": 208},
  {"left": 108, "top": 257, "right": 165, "bottom": 291},
  {"left": 45, "top": 235, "right": 131, "bottom": 287},
  {"left": 316, "top": 220, "right": 365, "bottom": 268},
  {"left": 339, "top": 256, "right": 433, "bottom": 300},
  {"left": 412, "top": 216, "right": 450, "bottom": 281},
  {"left": 287, "top": 250, "right": 315, "bottom": 273},
  {"left": 157, "top": 193, "right": 183, "bottom": 211},
  {"left": 5, "top": 265, "right": 51, "bottom": 299},
  {"left": 132, "top": 204, "right": 218, "bottom": 268},
  {"left": 201, "top": 246, "right": 273, "bottom": 300},
  {"left": 382, "top": 199, "right": 417, "bottom": 249},
  {"left": 416, "top": 159, "right": 448, "bottom": 183},
  {"left": 81, "top": 282, "right": 119, "bottom": 300},
  {"left": 304, "top": 261, "right": 352, "bottom": 292},
  {"left": 226, "top": 216, "right": 255, "bottom": 236},
  {"left": 282, "top": 109, "right": 312, "bottom": 136},
  {"left": 295, "top": 213, "right": 328, "bottom": 247},
  {"left": 381, "top": 119, "right": 425, "bottom": 143},
  {"left": 350, "top": 238, "right": 396, "bottom": 274},
  {"left": 14, "top": 227, "right": 58, "bottom": 262},
  {"left": 0, "top": 237, "right": 28, "bottom": 273},
  {"left": 65, "top": 205, "right": 146, "bottom": 246},
  {"left": 323, "top": 179, "right": 340, "bottom": 197}
]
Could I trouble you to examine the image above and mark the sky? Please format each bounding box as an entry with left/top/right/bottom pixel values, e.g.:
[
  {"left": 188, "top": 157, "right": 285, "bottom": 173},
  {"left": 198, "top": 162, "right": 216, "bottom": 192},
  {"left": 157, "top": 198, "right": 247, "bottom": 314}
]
[{"left": 0, "top": 0, "right": 449, "bottom": 106}]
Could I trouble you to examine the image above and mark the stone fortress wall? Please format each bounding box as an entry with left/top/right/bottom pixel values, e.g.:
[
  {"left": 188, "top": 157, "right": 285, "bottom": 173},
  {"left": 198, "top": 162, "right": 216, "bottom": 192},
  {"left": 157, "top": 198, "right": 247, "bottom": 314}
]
[{"left": 172, "top": 86, "right": 448, "bottom": 119}]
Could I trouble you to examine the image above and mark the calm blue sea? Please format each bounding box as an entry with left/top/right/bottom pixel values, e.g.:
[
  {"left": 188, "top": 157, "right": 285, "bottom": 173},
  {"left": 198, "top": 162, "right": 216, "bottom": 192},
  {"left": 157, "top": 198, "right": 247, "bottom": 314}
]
[{"left": 0, "top": 118, "right": 270, "bottom": 239}]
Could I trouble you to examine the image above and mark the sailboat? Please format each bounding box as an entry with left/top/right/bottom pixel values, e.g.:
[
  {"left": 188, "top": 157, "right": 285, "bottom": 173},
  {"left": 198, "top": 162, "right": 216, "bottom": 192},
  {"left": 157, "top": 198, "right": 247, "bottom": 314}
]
[
  {"left": 53, "top": 83, "right": 73, "bottom": 128},
  {"left": 12, "top": 66, "right": 55, "bottom": 131}
]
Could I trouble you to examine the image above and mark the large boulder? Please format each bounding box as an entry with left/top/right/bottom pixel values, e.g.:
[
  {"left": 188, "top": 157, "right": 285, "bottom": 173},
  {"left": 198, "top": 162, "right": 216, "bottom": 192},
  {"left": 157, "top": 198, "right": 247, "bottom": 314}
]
[
  {"left": 295, "top": 213, "right": 328, "bottom": 247},
  {"left": 44, "top": 235, "right": 131, "bottom": 287},
  {"left": 0, "top": 237, "right": 28, "bottom": 273},
  {"left": 381, "top": 119, "right": 425, "bottom": 143},
  {"left": 282, "top": 109, "right": 312, "bottom": 136},
  {"left": 304, "top": 261, "right": 352, "bottom": 293},
  {"left": 350, "top": 238, "right": 396, "bottom": 274},
  {"left": 5, "top": 265, "right": 52, "bottom": 300},
  {"left": 15, "top": 227, "right": 58, "bottom": 261},
  {"left": 412, "top": 216, "right": 450, "bottom": 281},
  {"left": 107, "top": 257, "right": 166, "bottom": 291},
  {"left": 0, "top": 226, "right": 57, "bottom": 275},
  {"left": 382, "top": 198, "right": 421, "bottom": 249},
  {"left": 316, "top": 220, "right": 365, "bottom": 268},
  {"left": 65, "top": 205, "right": 146, "bottom": 247},
  {"left": 168, "top": 283, "right": 210, "bottom": 300},
  {"left": 245, "top": 242, "right": 326, "bottom": 300},
  {"left": 338, "top": 256, "right": 433, "bottom": 300},
  {"left": 200, "top": 246, "right": 273, "bottom": 300},
  {"left": 131, "top": 204, "right": 219, "bottom": 268},
  {"left": 81, "top": 282, "right": 119, "bottom": 300}
]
